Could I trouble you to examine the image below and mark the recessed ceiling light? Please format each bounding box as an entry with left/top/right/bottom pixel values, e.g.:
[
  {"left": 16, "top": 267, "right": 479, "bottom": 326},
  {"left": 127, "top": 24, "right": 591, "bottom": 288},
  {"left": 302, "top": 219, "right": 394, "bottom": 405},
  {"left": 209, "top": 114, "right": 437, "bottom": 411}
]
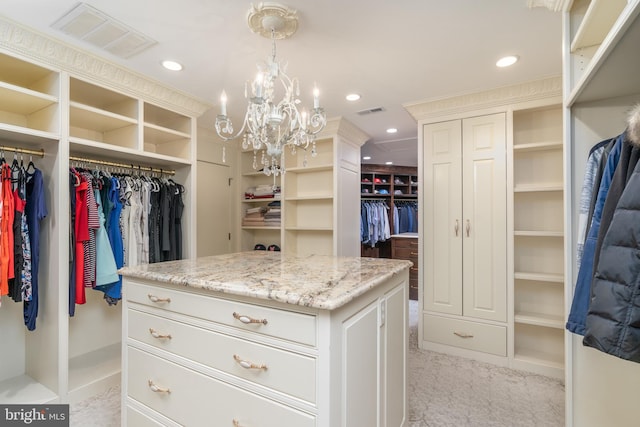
[
  {"left": 385, "top": 161, "right": 393, "bottom": 165},
  {"left": 362, "top": 156, "right": 372, "bottom": 160},
  {"left": 162, "top": 60, "right": 183, "bottom": 71},
  {"left": 496, "top": 55, "right": 518, "bottom": 68},
  {"left": 386, "top": 128, "right": 398, "bottom": 134},
  {"left": 346, "top": 93, "right": 361, "bottom": 101}
]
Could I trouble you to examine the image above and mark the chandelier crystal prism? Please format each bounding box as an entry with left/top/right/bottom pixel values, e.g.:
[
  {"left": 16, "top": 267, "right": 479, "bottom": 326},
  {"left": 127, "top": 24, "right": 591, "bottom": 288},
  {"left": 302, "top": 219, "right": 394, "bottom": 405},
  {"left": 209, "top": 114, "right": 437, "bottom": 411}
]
[{"left": 215, "top": 3, "right": 327, "bottom": 177}]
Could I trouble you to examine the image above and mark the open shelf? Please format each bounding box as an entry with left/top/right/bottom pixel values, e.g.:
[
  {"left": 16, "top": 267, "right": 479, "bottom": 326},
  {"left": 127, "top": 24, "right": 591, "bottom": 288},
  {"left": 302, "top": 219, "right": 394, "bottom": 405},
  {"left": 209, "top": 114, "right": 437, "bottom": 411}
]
[
  {"left": 68, "top": 343, "right": 121, "bottom": 402},
  {"left": 69, "top": 77, "right": 138, "bottom": 149},
  {"left": 0, "top": 375, "right": 58, "bottom": 404},
  {"left": 70, "top": 138, "right": 191, "bottom": 168},
  {"left": 514, "top": 230, "right": 563, "bottom": 237},
  {"left": 514, "top": 272, "right": 564, "bottom": 283},
  {"left": 568, "top": 0, "right": 640, "bottom": 105},
  {"left": 514, "top": 323, "right": 564, "bottom": 371},
  {"left": 285, "top": 164, "right": 333, "bottom": 173},
  {"left": 514, "top": 312, "right": 564, "bottom": 329},
  {"left": 513, "top": 103, "right": 564, "bottom": 379},
  {"left": 513, "top": 141, "right": 563, "bottom": 152},
  {"left": 514, "top": 184, "right": 563, "bottom": 192},
  {"left": 284, "top": 195, "right": 332, "bottom": 201},
  {"left": 571, "top": 0, "right": 629, "bottom": 52}
]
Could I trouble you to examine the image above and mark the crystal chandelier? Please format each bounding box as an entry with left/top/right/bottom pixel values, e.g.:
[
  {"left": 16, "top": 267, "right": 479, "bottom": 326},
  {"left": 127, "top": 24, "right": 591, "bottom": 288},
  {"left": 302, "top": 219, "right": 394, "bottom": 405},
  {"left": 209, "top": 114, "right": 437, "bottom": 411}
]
[{"left": 215, "top": 3, "right": 327, "bottom": 177}]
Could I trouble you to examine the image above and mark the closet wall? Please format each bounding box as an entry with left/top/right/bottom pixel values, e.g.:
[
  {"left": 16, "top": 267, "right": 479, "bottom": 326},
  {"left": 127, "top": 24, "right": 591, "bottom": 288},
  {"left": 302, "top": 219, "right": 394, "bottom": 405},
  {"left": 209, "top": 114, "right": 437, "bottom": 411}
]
[
  {"left": 0, "top": 17, "right": 209, "bottom": 404},
  {"left": 563, "top": 1, "right": 640, "bottom": 425}
]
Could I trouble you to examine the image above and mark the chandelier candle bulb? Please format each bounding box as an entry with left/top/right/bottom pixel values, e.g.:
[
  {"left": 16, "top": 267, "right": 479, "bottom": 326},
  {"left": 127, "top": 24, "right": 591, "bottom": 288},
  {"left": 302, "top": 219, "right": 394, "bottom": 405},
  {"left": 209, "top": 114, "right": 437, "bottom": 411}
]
[
  {"left": 220, "top": 91, "right": 227, "bottom": 116},
  {"left": 313, "top": 86, "right": 320, "bottom": 109},
  {"left": 255, "top": 73, "right": 263, "bottom": 98}
]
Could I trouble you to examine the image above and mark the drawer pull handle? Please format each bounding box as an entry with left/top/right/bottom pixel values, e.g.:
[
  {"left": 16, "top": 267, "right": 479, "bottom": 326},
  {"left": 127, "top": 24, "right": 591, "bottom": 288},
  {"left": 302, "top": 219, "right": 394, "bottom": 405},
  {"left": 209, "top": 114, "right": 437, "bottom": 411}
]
[
  {"left": 149, "top": 328, "right": 172, "bottom": 340},
  {"left": 148, "top": 294, "right": 171, "bottom": 303},
  {"left": 233, "top": 354, "right": 268, "bottom": 371},
  {"left": 455, "top": 220, "right": 459, "bottom": 236},
  {"left": 233, "top": 312, "right": 268, "bottom": 325},
  {"left": 232, "top": 420, "right": 243, "bottom": 427},
  {"left": 148, "top": 380, "right": 170, "bottom": 394},
  {"left": 410, "top": 267, "right": 418, "bottom": 271},
  {"left": 453, "top": 331, "right": 474, "bottom": 339},
  {"left": 410, "top": 251, "right": 418, "bottom": 256},
  {"left": 466, "top": 220, "right": 471, "bottom": 237}
]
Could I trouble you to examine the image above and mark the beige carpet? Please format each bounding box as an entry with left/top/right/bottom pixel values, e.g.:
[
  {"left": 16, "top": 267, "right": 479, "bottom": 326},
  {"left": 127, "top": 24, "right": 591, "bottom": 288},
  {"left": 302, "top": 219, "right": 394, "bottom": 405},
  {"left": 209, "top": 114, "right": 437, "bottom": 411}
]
[
  {"left": 407, "top": 301, "right": 564, "bottom": 427},
  {"left": 70, "top": 301, "right": 564, "bottom": 426}
]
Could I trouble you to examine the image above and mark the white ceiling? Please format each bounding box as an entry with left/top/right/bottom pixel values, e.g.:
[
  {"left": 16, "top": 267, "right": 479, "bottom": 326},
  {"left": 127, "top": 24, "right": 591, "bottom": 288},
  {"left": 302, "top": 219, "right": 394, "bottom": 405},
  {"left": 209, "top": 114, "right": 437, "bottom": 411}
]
[{"left": 0, "top": 1, "right": 562, "bottom": 167}]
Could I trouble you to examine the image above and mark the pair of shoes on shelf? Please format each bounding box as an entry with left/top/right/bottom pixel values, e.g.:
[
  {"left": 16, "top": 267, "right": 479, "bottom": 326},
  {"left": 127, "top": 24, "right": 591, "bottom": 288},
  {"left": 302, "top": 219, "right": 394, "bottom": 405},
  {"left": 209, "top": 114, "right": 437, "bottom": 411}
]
[{"left": 254, "top": 243, "right": 281, "bottom": 251}]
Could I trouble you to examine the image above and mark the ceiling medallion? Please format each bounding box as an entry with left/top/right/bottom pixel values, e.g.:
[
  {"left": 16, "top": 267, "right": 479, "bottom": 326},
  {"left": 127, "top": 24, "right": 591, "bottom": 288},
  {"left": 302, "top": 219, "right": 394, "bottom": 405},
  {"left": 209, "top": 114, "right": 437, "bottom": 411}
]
[{"left": 247, "top": 2, "right": 298, "bottom": 39}]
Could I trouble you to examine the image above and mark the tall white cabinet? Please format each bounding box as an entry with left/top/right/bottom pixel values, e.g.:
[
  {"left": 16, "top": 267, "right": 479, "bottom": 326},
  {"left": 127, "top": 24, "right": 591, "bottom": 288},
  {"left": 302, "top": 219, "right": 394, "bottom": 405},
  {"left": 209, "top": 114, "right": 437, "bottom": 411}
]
[
  {"left": 406, "top": 76, "right": 565, "bottom": 378},
  {"left": 422, "top": 114, "right": 507, "bottom": 328},
  {"left": 563, "top": 1, "right": 640, "bottom": 425},
  {"left": 0, "top": 17, "right": 209, "bottom": 404}
]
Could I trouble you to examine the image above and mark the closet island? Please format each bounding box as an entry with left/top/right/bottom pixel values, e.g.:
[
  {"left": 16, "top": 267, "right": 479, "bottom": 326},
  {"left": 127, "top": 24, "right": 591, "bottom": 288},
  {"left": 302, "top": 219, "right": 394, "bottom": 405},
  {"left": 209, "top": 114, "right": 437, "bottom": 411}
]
[{"left": 119, "top": 251, "right": 411, "bottom": 427}]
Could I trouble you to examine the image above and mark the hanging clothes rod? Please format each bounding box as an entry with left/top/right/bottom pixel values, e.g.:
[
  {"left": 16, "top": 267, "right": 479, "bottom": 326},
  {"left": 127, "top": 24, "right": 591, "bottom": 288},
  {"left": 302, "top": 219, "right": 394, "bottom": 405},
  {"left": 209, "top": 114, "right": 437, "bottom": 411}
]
[
  {"left": 69, "top": 155, "right": 176, "bottom": 176},
  {"left": 0, "top": 146, "right": 45, "bottom": 158}
]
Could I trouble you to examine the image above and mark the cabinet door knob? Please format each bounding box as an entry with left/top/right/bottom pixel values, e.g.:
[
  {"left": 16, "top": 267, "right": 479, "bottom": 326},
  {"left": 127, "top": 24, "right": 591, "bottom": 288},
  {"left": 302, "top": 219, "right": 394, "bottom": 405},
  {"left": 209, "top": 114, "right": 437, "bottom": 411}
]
[
  {"left": 148, "top": 380, "right": 170, "bottom": 393},
  {"left": 147, "top": 294, "right": 171, "bottom": 303},
  {"left": 453, "top": 331, "right": 474, "bottom": 339},
  {"left": 233, "top": 312, "right": 268, "bottom": 325},
  {"left": 466, "top": 220, "right": 471, "bottom": 237},
  {"left": 455, "top": 220, "right": 459, "bottom": 236},
  {"left": 233, "top": 354, "right": 268, "bottom": 371},
  {"left": 149, "top": 328, "right": 172, "bottom": 340}
]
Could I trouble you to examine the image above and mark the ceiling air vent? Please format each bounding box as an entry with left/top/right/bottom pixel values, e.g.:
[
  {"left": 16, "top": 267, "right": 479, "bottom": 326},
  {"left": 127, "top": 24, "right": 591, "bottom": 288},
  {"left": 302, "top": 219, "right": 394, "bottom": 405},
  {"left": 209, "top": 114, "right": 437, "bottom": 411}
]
[
  {"left": 51, "top": 2, "right": 156, "bottom": 59},
  {"left": 357, "top": 106, "right": 386, "bottom": 115}
]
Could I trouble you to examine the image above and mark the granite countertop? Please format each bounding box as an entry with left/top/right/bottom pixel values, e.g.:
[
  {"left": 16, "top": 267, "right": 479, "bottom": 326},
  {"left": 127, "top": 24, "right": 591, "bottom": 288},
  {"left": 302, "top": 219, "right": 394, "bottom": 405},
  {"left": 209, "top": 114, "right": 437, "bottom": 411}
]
[{"left": 119, "top": 251, "right": 412, "bottom": 310}]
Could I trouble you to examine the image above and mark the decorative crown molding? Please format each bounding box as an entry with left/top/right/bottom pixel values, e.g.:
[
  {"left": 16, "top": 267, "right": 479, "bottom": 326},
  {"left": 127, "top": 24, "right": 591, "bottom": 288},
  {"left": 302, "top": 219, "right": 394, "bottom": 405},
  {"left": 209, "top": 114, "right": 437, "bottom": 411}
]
[
  {"left": 320, "top": 117, "right": 370, "bottom": 147},
  {"left": 527, "top": 0, "right": 571, "bottom": 12},
  {"left": 404, "top": 76, "right": 562, "bottom": 121},
  {"left": 0, "top": 16, "right": 212, "bottom": 117}
]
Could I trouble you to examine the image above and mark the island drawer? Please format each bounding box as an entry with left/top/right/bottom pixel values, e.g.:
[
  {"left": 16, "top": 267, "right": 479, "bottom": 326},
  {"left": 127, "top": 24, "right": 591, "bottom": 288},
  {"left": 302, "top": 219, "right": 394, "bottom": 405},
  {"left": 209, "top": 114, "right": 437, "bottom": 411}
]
[
  {"left": 126, "top": 280, "right": 317, "bottom": 346},
  {"left": 128, "top": 308, "right": 317, "bottom": 404},
  {"left": 127, "top": 346, "right": 316, "bottom": 427},
  {"left": 422, "top": 313, "right": 506, "bottom": 356}
]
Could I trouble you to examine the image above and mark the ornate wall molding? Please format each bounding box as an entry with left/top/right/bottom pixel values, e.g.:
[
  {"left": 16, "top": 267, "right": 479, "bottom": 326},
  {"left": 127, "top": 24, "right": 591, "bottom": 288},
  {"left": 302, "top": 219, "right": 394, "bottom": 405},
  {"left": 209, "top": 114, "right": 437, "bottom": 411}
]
[
  {"left": 0, "top": 16, "right": 211, "bottom": 117},
  {"left": 527, "top": 0, "right": 571, "bottom": 12},
  {"left": 321, "top": 117, "right": 370, "bottom": 146},
  {"left": 404, "top": 76, "right": 562, "bottom": 121}
]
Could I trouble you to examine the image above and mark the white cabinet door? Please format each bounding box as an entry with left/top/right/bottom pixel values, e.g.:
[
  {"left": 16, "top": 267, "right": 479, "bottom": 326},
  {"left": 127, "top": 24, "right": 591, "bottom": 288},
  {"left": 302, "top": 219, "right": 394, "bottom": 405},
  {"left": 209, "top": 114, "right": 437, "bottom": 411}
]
[
  {"left": 197, "top": 160, "right": 231, "bottom": 256},
  {"left": 342, "top": 300, "right": 379, "bottom": 427},
  {"left": 422, "top": 120, "right": 463, "bottom": 315},
  {"left": 422, "top": 114, "right": 506, "bottom": 322},
  {"left": 383, "top": 284, "right": 407, "bottom": 427},
  {"left": 462, "top": 113, "right": 507, "bottom": 322}
]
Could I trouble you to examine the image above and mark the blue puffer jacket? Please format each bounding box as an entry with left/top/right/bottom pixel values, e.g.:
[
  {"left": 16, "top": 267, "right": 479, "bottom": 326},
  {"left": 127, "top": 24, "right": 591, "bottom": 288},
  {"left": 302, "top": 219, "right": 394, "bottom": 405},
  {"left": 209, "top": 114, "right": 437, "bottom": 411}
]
[{"left": 583, "top": 131, "right": 640, "bottom": 362}]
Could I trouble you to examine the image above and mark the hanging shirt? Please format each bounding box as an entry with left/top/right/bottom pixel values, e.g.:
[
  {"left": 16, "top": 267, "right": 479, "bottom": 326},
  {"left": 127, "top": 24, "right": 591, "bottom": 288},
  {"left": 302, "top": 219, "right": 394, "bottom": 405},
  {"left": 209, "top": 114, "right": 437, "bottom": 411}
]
[
  {"left": 93, "top": 188, "right": 119, "bottom": 287},
  {"left": 74, "top": 173, "right": 89, "bottom": 305},
  {"left": 24, "top": 167, "right": 47, "bottom": 331},
  {"left": 0, "top": 163, "right": 15, "bottom": 297}
]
